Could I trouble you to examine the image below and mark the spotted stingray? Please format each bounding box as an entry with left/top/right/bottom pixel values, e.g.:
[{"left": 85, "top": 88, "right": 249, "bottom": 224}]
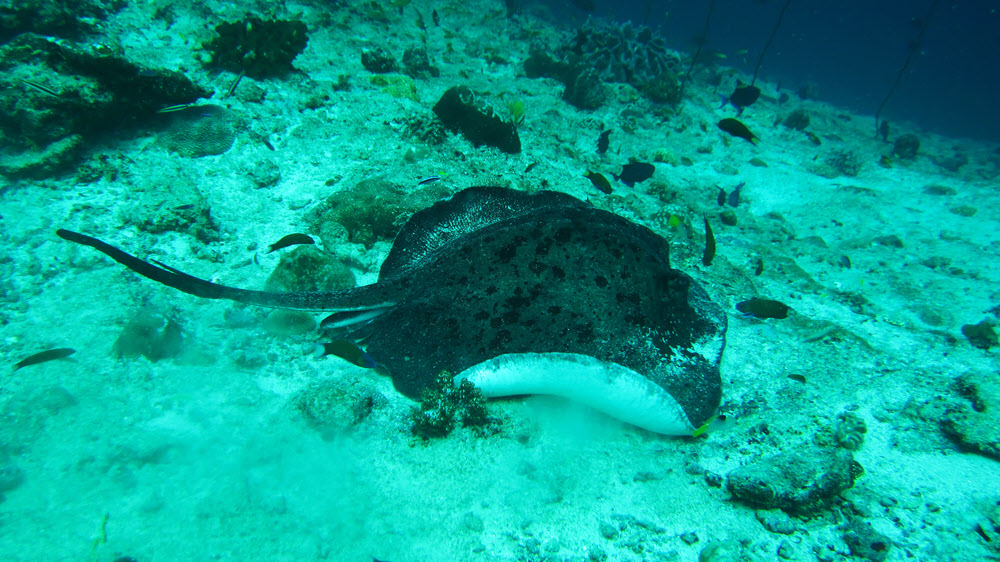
[{"left": 57, "top": 186, "right": 727, "bottom": 435}]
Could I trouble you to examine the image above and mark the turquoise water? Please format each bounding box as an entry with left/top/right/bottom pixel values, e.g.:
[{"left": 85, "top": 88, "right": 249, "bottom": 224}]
[{"left": 2, "top": 2, "right": 999, "bottom": 561}]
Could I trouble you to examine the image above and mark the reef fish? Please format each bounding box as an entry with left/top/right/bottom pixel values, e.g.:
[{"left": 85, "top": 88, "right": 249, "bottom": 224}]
[
  {"left": 597, "top": 129, "right": 611, "bottom": 154},
  {"left": 584, "top": 171, "right": 613, "bottom": 194},
  {"left": 267, "top": 233, "right": 314, "bottom": 253},
  {"left": 725, "top": 80, "right": 761, "bottom": 114},
  {"left": 57, "top": 187, "right": 727, "bottom": 436},
  {"left": 736, "top": 298, "right": 790, "bottom": 319},
  {"left": 13, "top": 348, "right": 75, "bottom": 371},
  {"left": 613, "top": 162, "right": 655, "bottom": 187},
  {"left": 718, "top": 118, "right": 759, "bottom": 145}
]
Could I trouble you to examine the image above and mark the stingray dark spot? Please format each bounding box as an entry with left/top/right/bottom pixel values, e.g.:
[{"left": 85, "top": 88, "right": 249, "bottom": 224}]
[
  {"left": 620, "top": 269, "right": 631, "bottom": 279},
  {"left": 547, "top": 306, "right": 562, "bottom": 314},
  {"left": 616, "top": 292, "right": 641, "bottom": 305},
  {"left": 534, "top": 240, "right": 551, "bottom": 256},
  {"left": 594, "top": 275, "right": 608, "bottom": 288},
  {"left": 505, "top": 295, "right": 531, "bottom": 309},
  {"left": 490, "top": 329, "right": 513, "bottom": 347},
  {"left": 474, "top": 310, "right": 489, "bottom": 320},
  {"left": 554, "top": 226, "right": 573, "bottom": 243},
  {"left": 576, "top": 322, "right": 595, "bottom": 342},
  {"left": 485, "top": 285, "right": 497, "bottom": 295},
  {"left": 612, "top": 247, "right": 624, "bottom": 259},
  {"left": 497, "top": 242, "right": 518, "bottom": 262},
  {"left": 624, "top": 313, "right": 646, "bottom": 325},
  {"left": 528, "top": 260, "right": 546, "bottom": 274},
  {"left": 552, "top": 266, "right": 565, "bottom": 279}
]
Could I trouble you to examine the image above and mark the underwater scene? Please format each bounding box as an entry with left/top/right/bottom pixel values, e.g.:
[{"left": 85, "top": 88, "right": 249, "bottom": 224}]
[{"left": 1, "top": 0, "right": 999, "bottom": 560}]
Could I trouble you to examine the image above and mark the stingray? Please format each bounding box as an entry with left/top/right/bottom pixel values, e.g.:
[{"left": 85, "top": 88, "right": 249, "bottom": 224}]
[{"left": 57, "top": 186, "right": 727, "bottom": 435}]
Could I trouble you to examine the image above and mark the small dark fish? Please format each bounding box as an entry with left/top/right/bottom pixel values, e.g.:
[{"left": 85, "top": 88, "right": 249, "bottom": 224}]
[
  {"left": 13, "top": 348, "right": 75, "bottom": 371},
  {"left": 224, "top": 69, "right": 245, "bottom": 99},
  {"left": 267, "top": 233, "right": 314, "bottom": 253},
  {"left": 736, "top": 298, "right": 790, "bottom": 319},
  {"left": 804, "top": 131, "right": 821, "bottom": 146},
  {"left": 777, "top": 92, "right": 790, "bottom": 105},
  {"left": 702, "top": 213, "right": 715, "bottom": 266},
  {"left": 727, "top": 182, "right": 745, "bottom": 207},
  {"left": 597, "top": 129, "right": 611, "bottom": 154},
  {"left": 262, "top": 137, "right": 276, "bottom": 151},
  {"left": 524, "top": 162, "right": 537, "bottom": 173},
  {"left": 316, "top": 340, "right": 377, "bottom": 369},
  {"left": 613, "top": 161, "right": 655, "bottom": 187},
  {"left": 320, "top": 306, "right": 394, "bottom": 330},
  {"left": 173, "top": 204, "right": 195, "bottom": 211},
  {"left": 718, "top": 118, "right": 758, "bottom": 145},
  {"left": 156, "top": 103, "right": 194, "bottom": 114},
  {"left": 21, "top": 79, "right": 61, "bottom": 98},
  {"left": 584, "top": 171, "right": 612, "bottom": 194},
  {"left": 878, "top": 120, "right": 890, "bottom": 142},
  {"left": 432, "top": 8, "right": 439, "bottom": 25},
  {"left": 716, "top": 187, "right": 726, "bottom": 206},
  {"left": 753, "top": 258, "right": 764, "bottom": 276},
  {"left": 727, "top": 81, "right": 761, "bottom": 114},
  {"left": 787, "top": 374, "right": 806, "bottom": 383},
  {"left": 418, "top": 175, "right": 442, "bottom": 186}
]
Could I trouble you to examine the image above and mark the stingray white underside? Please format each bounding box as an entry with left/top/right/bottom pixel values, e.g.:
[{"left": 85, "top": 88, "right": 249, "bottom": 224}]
[{"left": 454, "top": 352, "right": 695, "bottom": 436}]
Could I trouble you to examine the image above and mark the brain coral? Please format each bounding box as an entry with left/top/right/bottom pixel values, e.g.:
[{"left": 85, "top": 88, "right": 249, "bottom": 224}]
[{"left": 563, "top": 17, "right": 681, "bottom": 86}]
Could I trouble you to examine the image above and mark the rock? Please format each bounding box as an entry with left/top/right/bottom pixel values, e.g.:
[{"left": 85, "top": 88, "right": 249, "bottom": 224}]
[
  {"left": 941, "top": 371, "right": 1000, "bottom": 459},
  {"left": 961, "top": 320, "right": 998, "bottom": 350},
  {"left": 114, "top": 308, "right": 185, "bottom": 362},
  {"left": 562, "top": 68, "right": 607, "bottom": 110},
  {"left": 361, "top": 47, "right": 398, "bottom": 74},
  {"left": 402, "top": 46, "right": 439, "bottom": 79},
  {"left": 293, "top": 377, "right": 386, "bottom": 439},
  {"left": 842, "top": 519, "right": 891, "bottom": 562},
  {"left": 265, "top": 246, "right": 355, "bottom": 292},
  {"left": 0, "top": 458, "right": 25, "bottom": 495},
  {"left": 262, "top": 309, "right": 316, "bottom": 337},
  {"left": 726, "top": 443, "right": 859, "bottom": 513},
  {"left": 432, "top": 86, "right": 521, "bottom": 154},
  {"left": 892, "top": 134, "right": 920, "bottom": 160},
  {"left": 0, "top": 33, "right": 211, "bottom": 179}
]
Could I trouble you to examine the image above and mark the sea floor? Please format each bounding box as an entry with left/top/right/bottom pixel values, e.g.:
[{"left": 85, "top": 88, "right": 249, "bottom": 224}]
[{"left": 2, "top": 1, "right": 1000, "bottom": 561}]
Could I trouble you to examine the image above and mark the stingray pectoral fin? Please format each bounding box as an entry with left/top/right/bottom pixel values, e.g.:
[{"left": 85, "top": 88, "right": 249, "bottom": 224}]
[
  {"left": 56, "top": 229, "right": 392, "bottom": 311},
  {"left": 455, "top": 353, "right": 697, "bottom": 436}
]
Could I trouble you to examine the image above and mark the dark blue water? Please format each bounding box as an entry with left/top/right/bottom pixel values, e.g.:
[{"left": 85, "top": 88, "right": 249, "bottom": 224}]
[{"left": 545, "top": 0, "right": 1000, "bottom": 144}]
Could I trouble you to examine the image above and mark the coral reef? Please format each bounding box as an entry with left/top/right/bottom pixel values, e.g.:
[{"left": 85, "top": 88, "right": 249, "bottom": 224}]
[
  {"left": 402, "top": 114, "right": 448, "bottom": 145},
  {"left": 432, "top": 85, "right": 521, "bottom": 153},
  {"left": 563, "top": 18, "right": 680, "bottom": 87},
  {"left": 410, "top": 371, "right": 498, "bottom": 441},
  {"left": 204, "top": 16, "right": 308, "bottom": 78},
  {"left": 308, "top": 175, "right": 447, "bottom": 248}
]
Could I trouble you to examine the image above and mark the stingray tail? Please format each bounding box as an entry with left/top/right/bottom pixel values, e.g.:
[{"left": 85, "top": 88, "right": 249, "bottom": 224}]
[{"left": 56, "top": 229, "right": 393, "bottom": 312}]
